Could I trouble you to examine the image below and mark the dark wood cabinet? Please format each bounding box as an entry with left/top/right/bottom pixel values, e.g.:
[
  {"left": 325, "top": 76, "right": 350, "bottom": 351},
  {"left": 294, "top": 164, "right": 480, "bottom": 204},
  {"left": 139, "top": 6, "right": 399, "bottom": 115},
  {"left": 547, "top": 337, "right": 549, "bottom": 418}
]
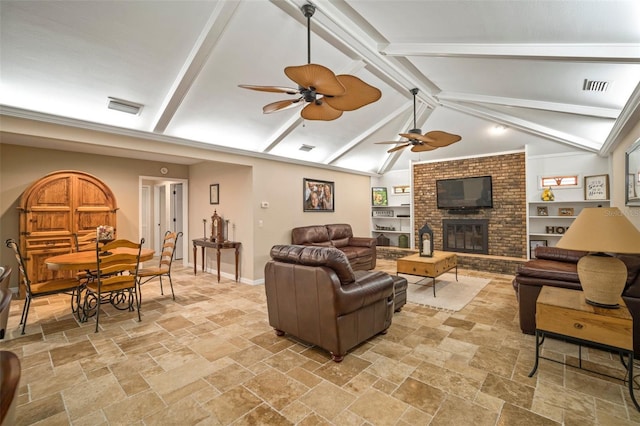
[{"left": 18, "top": 171, "right": 117, "bottom": 295}]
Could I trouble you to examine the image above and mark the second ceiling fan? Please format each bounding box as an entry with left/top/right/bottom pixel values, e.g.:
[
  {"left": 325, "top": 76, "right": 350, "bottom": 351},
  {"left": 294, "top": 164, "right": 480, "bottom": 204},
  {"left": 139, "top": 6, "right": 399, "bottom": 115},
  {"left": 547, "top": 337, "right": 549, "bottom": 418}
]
[
  {"left": 239, "top": 4, "right": 381, "bottom": 121},
  {"left": 376, "top": 88, "right": 461, "bottom": 153}
]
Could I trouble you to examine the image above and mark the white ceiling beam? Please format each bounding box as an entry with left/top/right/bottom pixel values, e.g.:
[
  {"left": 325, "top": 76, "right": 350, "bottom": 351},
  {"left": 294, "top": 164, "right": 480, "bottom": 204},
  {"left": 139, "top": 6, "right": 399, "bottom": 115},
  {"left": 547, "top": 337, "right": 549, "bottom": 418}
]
[
  {"left": 380, "top": 43, "right": 640, "bottom": 62},
  {"left": 601, "top": 81, "right": 640, "bottom": 155},
  {"left": 260, "top": 114, "right": 304, "bottom": 153},
  {"left": 152, "top": 1, "right": 240, "bottom": 133},
  {"left": 437, "top": 92, "right": 621, "bottom": 118},
  {"left": 440, "top": 100, "right": 602, "bottom": 152}
]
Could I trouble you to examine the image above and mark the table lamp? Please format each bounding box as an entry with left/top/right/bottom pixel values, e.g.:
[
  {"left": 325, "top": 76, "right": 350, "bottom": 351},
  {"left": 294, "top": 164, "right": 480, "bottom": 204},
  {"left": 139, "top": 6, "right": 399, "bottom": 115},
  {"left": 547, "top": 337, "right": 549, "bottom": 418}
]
[{"left": 555, "top": 207, "right": 640, "bottom": 308}]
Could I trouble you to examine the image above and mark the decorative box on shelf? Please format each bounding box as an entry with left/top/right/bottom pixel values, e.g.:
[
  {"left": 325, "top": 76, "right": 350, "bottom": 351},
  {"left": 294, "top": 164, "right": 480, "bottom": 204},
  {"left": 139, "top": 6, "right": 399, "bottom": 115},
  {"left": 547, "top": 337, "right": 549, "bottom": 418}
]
[{"left": 373, "top": 209, "right": 394, "bottom": 217}]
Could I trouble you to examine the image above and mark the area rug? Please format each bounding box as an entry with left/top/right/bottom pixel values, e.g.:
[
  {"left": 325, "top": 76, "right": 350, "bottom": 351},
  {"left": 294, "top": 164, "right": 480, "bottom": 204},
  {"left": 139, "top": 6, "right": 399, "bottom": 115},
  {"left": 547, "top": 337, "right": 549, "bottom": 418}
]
[{"left": 404, "top": 272, "right": 491, "bottom": 312}]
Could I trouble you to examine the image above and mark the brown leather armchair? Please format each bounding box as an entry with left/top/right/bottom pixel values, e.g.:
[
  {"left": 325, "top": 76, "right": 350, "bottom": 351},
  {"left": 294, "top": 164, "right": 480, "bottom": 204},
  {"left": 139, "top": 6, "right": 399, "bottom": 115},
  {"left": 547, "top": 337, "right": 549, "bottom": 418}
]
[{"left": 264, "top": 245, "right": 394, "bottom": 362}]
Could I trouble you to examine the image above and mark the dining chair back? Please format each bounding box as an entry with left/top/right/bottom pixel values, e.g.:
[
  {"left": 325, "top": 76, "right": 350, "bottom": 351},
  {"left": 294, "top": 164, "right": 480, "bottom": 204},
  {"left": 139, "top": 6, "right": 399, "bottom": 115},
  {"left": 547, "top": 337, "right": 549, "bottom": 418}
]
[
  {"left": 5, "top": 239, "right": 80, "bottom": 335},
  {"left": 74, "top": 232, "right": 97, "bottom": 252},
  {"left": 0, "top": 267, "right": 12, "bottom": 340},
  {"left": 137, "top": 231, "right": 182, "bottom": 302},
  {"left": 82, "top": 238, "right": 144, "bottom": 332}
]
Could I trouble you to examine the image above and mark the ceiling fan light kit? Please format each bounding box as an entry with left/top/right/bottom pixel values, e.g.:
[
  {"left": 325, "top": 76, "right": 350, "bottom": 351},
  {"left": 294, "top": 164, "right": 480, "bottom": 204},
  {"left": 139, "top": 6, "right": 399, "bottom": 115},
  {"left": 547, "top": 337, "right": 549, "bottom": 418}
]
[
  {"left": 239, "top": 3, "right": 381, "bottom": 121},
  {"left": 375, "top": 88, "right": 461, "bottom": 153}
]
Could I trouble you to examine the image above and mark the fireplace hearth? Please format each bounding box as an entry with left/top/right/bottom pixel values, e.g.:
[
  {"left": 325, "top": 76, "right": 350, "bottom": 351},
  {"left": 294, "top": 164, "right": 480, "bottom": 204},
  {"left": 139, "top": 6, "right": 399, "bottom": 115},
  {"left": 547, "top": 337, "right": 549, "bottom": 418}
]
[{"left": 442, "top": 219, "right": 489, "bottom": 254}]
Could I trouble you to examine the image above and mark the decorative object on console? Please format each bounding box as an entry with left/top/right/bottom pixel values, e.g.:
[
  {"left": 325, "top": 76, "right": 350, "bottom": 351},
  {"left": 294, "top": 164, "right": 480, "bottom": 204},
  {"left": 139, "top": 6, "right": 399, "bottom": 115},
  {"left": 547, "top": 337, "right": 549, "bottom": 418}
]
[
  {"left": 96, "top": 225, "right": 115, "bottom": 256},
  {"left": 211, "top": 210, "right": 224, "bottom": 243},
  {"left": 210, "top": 184, "right": 219, "bottom": 205},
  {"left": 556, "top": 207, "right": 640, "bottom": 308},
  {"left": 584, "top": 174, "right": 609, "bottom": 201},
  {"left": 541, "top": 187, "right": 554, "bottom": 201},
  {"left": 419, "top": 222, "right": 434, "bottom": 257}
]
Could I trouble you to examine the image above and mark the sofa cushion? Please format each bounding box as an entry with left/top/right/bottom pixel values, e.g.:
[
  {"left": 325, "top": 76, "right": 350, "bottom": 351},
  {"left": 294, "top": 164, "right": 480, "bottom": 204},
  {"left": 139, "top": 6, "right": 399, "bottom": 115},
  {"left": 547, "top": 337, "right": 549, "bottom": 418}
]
[
  {"left": 270, "top": 244, "right": 355, "bottom": 285},
  {"left": 534, "top": 246, "right": 588, "bottom": 263},
  {"left": 326, "top": 224, "right": 353, "bottom": 240},
  {"left": 291, "top": 225, "right": 331, "bottom": 245},
  {"left": 517, "top": 258, "right": 580, "bottom": 283}
]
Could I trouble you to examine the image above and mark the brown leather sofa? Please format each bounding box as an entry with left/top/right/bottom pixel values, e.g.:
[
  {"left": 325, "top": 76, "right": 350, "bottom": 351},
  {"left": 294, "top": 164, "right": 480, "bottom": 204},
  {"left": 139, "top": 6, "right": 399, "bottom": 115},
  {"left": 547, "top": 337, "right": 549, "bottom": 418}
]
[
  {"left": 264, "top": 244, "right": 394, "bottom": 362},
  {"left": 512, "top": 246, "right": 640, "bottom": 355},
  {"left": 291, "top": 224, "right": 376, "bottom": 271}
]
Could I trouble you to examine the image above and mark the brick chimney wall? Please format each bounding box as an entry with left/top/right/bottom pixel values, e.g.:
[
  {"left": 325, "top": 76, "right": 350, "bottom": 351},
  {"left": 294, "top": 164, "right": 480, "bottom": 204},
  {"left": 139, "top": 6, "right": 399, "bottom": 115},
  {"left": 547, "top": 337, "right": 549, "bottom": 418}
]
[{"left": 413, "top": 152, "right": 527, "bottom": 259}]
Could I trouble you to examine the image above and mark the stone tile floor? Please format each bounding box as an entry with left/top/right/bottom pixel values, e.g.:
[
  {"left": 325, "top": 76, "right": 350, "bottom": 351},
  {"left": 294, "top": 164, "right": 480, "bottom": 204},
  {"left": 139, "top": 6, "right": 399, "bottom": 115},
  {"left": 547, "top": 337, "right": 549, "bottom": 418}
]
[{"left": 2, "top": 260, "right": 640, "bottom": 425}]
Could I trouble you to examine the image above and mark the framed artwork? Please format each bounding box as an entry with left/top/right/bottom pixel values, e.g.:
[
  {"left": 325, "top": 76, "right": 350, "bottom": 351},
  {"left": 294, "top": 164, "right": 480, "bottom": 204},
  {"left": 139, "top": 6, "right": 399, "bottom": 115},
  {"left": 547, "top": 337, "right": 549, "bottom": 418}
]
[
  {"left": 530, "top": 239, "right": 547, "bottom": 259},
  {"left": 584, "top": 174, "right": 609, "bottom": 200},
  {"left": 372, "top": 187, "right": 388, "bottom": 206},
  {"left": 536, "top": 206, "right": 548, "bottom": 216},
  {"left": 558, "top": 207, "right": 574, "bottom": 216},
  {"left": 209, "top": 184, "right": 219, "bottom": 205},
  {"left": 303, "top": 178, "right": 334, "bottom": 212}
]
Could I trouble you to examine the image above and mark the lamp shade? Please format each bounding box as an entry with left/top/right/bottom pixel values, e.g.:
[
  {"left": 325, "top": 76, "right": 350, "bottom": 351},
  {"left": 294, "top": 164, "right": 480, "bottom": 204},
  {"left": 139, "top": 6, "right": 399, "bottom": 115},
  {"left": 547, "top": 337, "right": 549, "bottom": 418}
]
[{"left": 556, "top": 207, "right": 640, "bottom": 254}]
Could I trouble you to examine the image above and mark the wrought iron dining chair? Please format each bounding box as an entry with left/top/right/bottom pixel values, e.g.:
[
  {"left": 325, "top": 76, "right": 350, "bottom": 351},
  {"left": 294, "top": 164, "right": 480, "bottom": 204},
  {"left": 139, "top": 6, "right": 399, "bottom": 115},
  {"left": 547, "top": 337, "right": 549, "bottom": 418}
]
[
  {"left": 137, "top": 231, "right": 182, "bottom": 302},
  {"left": 5, "top": 239, "right": 81, "bottom": 335},
  {"left": 0, "top": 267, "right": 12, "bottom": 340},
  {"left": 81, "top": 238, "right": 144, "bottom": 332}
]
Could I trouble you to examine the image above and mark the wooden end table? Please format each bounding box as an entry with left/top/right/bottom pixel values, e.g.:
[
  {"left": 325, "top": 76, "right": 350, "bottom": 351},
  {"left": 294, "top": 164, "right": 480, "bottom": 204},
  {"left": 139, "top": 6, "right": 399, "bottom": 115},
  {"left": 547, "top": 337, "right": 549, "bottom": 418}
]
[
  {"left": 529, "top": 286, "right": 639, "bottom": 411},
  {"left": 192, "top": 238, "right": 241, "bottom": 282},
  {"left": 396, "top": 251, "right": 457, "bottom": 297}
]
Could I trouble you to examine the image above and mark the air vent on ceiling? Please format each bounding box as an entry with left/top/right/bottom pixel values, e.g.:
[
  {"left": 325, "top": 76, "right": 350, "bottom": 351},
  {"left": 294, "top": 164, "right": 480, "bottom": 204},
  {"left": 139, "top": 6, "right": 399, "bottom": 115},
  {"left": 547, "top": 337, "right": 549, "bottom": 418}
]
[
  {"left": 107, "top": 97, "right": 144, "bottom": 115},
  {"left": 299, "top": 144, "right": 315, "bottom": 152},
  {"left": 582, "top": 79, "right": 610, "bottom": 92}
]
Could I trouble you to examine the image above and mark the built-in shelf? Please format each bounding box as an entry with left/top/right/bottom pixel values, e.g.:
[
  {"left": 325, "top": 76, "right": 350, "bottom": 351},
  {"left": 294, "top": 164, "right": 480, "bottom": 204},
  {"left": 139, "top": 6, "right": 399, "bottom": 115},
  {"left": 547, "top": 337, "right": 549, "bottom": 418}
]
[{"left": 371, "top": 205, "right": 411, "bottom": 247}]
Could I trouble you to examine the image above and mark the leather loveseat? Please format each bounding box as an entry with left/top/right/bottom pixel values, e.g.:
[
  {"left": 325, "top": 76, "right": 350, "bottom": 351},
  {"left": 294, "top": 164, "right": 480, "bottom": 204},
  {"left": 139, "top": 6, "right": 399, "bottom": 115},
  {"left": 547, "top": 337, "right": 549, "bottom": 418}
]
[
  {"left": 264, "top": 244, "right": 394, "bottom": 362},
  {"left": 291, "top": 224, "right": 376, "bottom": 271},
  {"left": 512, "top": 246, "right": 640, "bottom": 354}
]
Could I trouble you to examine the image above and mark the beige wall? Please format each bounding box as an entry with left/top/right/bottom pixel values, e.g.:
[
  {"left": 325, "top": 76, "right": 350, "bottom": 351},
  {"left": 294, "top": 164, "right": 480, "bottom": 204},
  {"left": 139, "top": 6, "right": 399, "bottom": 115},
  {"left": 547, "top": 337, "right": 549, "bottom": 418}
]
[
  {"left": 1, "top": 118, "right": 373, "bottom": 288},
  {"left": 612, "top": 119, "right": 640, "bottom": 229}
]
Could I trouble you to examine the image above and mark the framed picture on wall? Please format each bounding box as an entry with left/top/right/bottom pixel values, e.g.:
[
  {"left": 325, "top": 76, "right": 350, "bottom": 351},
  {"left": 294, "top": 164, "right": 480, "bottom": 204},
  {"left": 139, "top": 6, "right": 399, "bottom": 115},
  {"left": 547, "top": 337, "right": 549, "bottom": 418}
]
[
  {"left": 584, "top": 174, "right": 609, "bottom": 200},
  {"left": 372, "top": 187, "right": 388, "bottom": 206},
  {"left": 209, "top": 184, "right": 219, "bottom": 205},
  {"left": 303, "top": 178, "right": 334, "bottom": 212}
]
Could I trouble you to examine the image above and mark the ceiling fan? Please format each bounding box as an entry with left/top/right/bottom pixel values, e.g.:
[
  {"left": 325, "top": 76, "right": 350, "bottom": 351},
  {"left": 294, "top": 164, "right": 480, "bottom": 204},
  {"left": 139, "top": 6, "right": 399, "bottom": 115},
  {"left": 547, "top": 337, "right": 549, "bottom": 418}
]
[
  {"left": 375, "top": 88, "right": 461, "bottom": 153},
  {"left": 238, "top": 4, "right": 381, "bottom": 121}
]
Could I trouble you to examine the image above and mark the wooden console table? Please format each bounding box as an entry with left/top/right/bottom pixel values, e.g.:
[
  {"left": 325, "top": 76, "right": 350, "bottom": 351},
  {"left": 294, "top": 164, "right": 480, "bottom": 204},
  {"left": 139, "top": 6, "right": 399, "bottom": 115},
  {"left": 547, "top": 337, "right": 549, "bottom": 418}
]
[
  {"left": 192, "top": 238, "right": 241, "bottom": 282},
  {"left": 529, "top": 286, "right": 639, "bottom": 411}
]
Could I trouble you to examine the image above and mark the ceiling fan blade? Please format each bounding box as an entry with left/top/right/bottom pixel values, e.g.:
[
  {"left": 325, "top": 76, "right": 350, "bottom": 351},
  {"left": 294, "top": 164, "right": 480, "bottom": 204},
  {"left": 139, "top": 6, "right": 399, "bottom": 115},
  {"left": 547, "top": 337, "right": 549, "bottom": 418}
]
[
  {"left": 323, "top": 74, "right": 382, "bottom": 111},
  {"left": 387, "top": 143, "right": 410, "bottom": 153},
  {"left": 284, "top": 64, "right": 346, "bottom": 96},
  {"left": 400, "top": 132, "right": 436, "bottom": 143},
  {"left": 238, "top": 84, "right": 299, "bottom": 95},
  {"left": 263, "top": 98, "right": 302, "bottom": 114},
  {"left": 423, "top": 131, "right": 462, "bottom": 147},
  {"left": 375, "top": 141, "right": 407, "bottom": 145},
  {"left": 411, "top": 143, "right": 438, "bottom": 152},
  {"left": 301, "top": 101, "right": 343, "bottom": 121}
]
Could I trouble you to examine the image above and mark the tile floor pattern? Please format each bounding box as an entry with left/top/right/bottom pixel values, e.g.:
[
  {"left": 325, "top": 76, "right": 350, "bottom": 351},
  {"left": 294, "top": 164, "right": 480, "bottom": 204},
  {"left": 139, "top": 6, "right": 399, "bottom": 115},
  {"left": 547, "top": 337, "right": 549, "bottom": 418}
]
[{"left": 2, "top": 260, "right": 640, "bottom": 425}]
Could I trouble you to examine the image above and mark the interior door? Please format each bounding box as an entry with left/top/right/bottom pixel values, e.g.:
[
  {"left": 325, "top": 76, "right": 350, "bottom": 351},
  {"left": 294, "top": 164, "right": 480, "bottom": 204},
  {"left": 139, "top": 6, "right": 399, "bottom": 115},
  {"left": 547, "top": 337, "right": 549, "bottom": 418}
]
[{"left": 170, "top": 183, "right": 184, "bottom": 260}]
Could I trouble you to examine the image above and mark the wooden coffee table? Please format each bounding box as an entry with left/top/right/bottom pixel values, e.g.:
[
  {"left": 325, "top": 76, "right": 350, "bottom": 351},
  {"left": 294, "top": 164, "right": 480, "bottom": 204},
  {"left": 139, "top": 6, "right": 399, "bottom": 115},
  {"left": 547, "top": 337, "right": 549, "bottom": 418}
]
[{"left": 396, "top": 251, "right": 457, "bottom": 297}]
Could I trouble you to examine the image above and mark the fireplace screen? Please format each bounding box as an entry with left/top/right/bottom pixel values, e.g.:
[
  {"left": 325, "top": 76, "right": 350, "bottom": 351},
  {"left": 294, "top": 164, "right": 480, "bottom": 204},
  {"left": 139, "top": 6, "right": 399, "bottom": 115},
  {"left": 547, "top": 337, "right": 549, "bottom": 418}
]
[{"left": 442, "top": 219, "right": 488, "bottom": 254}]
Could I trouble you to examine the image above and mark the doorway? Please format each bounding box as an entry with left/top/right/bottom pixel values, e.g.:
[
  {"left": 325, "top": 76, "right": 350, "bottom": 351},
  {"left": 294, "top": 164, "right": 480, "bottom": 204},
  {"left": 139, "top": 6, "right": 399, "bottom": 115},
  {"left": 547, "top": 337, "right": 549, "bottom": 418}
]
[{"left": 139, "top": 176, "right": 189, "bottom": 265}]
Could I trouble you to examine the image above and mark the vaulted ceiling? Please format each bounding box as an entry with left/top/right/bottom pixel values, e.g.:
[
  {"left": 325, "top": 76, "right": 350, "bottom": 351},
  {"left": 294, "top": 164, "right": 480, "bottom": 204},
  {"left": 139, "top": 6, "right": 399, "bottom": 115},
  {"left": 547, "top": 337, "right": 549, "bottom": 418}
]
[{"left": 1, "top": 0, "right": 639, "bottom": 175}]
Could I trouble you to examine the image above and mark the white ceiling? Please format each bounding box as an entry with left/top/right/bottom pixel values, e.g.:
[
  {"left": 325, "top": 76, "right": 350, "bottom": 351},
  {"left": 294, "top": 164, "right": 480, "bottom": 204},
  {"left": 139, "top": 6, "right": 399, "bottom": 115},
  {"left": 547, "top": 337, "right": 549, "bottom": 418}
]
[{"left": 1, "top": 0, "right": 640, "bottom": 175}]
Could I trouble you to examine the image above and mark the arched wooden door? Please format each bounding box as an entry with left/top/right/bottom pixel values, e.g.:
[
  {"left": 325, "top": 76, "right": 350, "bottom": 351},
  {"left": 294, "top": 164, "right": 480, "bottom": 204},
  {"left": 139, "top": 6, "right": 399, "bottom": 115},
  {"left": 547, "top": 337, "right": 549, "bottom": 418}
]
[{"left": 18, "top": 170, "right": 117, "bottom": 295}]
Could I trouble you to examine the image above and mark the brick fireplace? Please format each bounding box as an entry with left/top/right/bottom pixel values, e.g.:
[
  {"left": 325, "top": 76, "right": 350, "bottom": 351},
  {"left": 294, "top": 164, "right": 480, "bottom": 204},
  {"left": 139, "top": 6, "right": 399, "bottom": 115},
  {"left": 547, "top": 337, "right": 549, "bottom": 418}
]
[{"left": 412, "top": 152, "right": 527, "bottom": 273}]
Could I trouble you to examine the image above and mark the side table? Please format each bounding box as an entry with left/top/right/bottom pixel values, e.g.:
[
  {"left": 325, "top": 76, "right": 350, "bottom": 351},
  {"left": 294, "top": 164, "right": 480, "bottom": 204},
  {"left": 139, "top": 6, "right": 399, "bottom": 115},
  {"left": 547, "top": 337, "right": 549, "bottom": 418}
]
[
  {"left": 529, "top": 286, "right": 639, "bottom": 411},
  {"left": 192, "top": 238, "right": 241, "bottom": 282}
]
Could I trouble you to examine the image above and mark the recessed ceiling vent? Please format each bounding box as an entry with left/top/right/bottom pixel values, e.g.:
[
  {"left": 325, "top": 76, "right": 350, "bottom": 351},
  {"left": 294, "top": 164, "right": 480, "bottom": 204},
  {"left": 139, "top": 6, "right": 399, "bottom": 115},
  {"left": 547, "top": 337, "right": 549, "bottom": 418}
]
[
  {"left": 107, "top": 97, "right": 143, "bottom": 115},
  {"left": 299, "top": 144, "right": 315, "bottom": 152},
  {"left": 583, "top": 79, "right": 610, "bottom": 92}
]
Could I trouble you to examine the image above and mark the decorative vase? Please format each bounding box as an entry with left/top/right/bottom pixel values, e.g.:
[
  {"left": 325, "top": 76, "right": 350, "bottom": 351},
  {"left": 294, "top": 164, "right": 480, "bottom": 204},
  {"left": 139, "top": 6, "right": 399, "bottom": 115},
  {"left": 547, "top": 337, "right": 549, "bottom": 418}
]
[{"left": 577, "top": 254, "right": 627, "bottom": 308}]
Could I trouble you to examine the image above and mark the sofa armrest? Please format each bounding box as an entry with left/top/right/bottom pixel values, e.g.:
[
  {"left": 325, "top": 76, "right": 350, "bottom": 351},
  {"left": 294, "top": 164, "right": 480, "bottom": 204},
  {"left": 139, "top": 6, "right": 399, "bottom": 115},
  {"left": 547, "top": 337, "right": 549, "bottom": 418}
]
[
  {"left": 336, "top": 271, "right": 393, "bottom": 315},
  {"left": 348, "top": 237, "right": 376, "bottom": 248}
]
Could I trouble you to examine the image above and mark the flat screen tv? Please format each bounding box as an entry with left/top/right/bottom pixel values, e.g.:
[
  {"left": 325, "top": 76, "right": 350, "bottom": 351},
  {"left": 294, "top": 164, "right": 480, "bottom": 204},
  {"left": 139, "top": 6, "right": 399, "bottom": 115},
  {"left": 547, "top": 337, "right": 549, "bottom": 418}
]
[{"left": 436, "top": 176, "right": 493, "bottom": 210}]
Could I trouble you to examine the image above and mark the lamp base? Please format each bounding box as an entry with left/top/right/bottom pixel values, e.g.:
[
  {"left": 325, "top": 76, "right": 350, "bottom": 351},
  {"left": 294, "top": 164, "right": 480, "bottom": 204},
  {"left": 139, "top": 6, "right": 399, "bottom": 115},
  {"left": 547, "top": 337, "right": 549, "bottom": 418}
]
[{"left": 577, "top": 253, "right": 627, "bottom": 309}]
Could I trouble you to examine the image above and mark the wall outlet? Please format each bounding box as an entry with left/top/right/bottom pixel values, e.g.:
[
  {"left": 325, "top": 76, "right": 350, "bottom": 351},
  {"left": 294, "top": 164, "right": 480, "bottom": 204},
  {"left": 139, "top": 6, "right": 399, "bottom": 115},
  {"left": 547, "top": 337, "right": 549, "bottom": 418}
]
[{"left": 261, "top": 201, "right": 269, "bottom": 208}]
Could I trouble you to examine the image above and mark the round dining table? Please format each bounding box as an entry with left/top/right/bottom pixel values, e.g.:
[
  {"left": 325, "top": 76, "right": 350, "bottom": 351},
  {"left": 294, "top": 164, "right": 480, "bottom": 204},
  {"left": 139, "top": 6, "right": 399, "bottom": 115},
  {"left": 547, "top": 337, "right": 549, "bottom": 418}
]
[{"left": 45, "top": 248, "right": 155, "bottom": 271}]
